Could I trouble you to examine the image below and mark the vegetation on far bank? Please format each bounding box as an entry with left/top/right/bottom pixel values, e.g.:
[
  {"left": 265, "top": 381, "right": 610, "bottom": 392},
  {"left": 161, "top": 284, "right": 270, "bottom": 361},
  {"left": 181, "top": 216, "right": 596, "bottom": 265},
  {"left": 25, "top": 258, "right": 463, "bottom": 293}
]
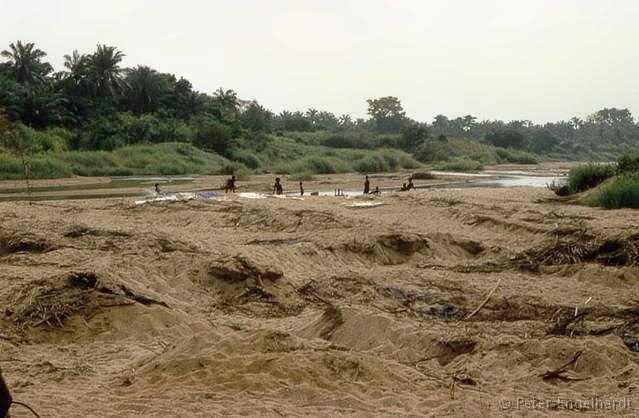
[{"left": 1, "top": 40, "right": 639, "bottom": 181}]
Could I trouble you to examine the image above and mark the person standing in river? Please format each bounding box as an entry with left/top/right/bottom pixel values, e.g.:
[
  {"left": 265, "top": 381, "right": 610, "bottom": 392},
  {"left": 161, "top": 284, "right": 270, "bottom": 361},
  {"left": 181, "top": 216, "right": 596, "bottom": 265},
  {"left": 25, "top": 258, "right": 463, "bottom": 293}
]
[
  {"left": 273, "top": 177, "right": 283, "bottom": 195},
  {"left": 299, "top": 181, "right": 304, "bottom": 196},
  {"left": 363, "top": 175, "right": 370, "bottom": 194},
  {"left": 225, "top": 175, "right": 237, "bottom": 193}
]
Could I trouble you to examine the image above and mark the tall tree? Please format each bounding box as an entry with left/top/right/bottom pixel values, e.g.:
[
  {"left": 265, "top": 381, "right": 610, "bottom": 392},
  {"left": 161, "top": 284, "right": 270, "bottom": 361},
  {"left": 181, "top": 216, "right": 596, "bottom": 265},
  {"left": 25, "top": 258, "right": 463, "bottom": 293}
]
[
  {"left": 123, "top": 66, "right": 171, "bottom": 114},
  {"left": 0, "top": 41, "right": 52, "bottom": 84},
  {"left": 88, "top": 44, "right": 126, "bottom": 97},
  {"left": 213, "top": 88, "right": 239, "bottom": 110},
  {"left": 62, "top": 50, "right": 91, "bottom": 93},
  {"left": 366, "top": 96, "right": 406, "bottom": 133}
]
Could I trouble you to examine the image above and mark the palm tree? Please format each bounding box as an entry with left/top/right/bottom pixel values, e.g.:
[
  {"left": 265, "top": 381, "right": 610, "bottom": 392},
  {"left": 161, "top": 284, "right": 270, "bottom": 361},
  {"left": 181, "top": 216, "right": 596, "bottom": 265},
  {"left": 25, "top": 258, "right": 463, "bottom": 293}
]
[
  {"left": 338, "top": 114, "right": 353, "bottom": 127},
  {"left": 305, "top": 108, "right": 319, "bottom": 126},
  {"left": 0, "top": 41, "right": 52, "bottom": 83},
  {"left": 88, "top": 44, "right": 126, "bottom": 97},
  {"left": 213, "top": 88, "right": 239, "bottom": 110},
  {"left": 124, "top": 66, "right": 170, "bottom": 114},
  {"left": 62, "top": 50, "right": 91, "bottom": 94}
]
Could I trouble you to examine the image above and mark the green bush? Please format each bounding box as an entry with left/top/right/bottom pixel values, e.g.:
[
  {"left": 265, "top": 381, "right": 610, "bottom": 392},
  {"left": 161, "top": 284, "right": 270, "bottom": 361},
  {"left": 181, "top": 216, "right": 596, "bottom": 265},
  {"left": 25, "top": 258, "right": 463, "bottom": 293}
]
[
  {"left": 281, "top": 156, "right": 348, "bottom": 174},
  {"left": 617, "top": 154, "right": 639, "bottom": 174},
  {"left": 411, "top": 171, "right": 435, "bottom": 180},
  {"left": 229, "top": 149, "right": 262, "bottom": 169},
  {"left": 352, "top": 155, "right": 390, "bottom": 173},
  {"left": 397, "top": 153, "right": 421, "bottom": 169},
  {"left": 414, "top": 140, "right": 457, "bottom": 163},
  {"left": 29, "top": 158, "right": 74, "bottom": 178},
  {"left": 495, "top": 148, "right": 538, "bottom": 164},
  {"left": 587, "top": 172, "right": 639, "bottom": 208},
  {"left": 568, "top": 163, "right": 616, "bottom": 193},
  {"left": 320, "top": 131, "right": 380, "bottom": 149},
  {"left": 433, "top": 158, "right": 483, "bottom": 172},
  {"left": 216, "top": 161, "right": 250, "bottom": 180},
  {"left": 0, "top": 152, "right": 23, "bottom": 179}
]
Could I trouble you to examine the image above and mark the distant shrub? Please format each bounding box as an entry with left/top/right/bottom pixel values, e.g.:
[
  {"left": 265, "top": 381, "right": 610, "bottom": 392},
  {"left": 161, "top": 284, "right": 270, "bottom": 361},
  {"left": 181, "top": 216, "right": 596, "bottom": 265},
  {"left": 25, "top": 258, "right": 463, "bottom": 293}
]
[
  {"left": 433, "top": 158, "right": 483, "bottom": 172},
  {"left": 397, "top": 154, "right": 421, "bottom": 169},
  {"left": 617, "top": 154, "right": 639, "bottom": 174},
  {"left": 467, "top": 149, "right": 498, "bottom": 164},
  {"left": 587, "top": 172, "right": 639, "bottom": 208},
  {"left": 411, "top": 171, "right": 435, "bottom": 180},
  {"left": 0, "top": 152, "right": 22, "bottom": 179},
  {"left": 484, "top": 130, "right": 528, "bottom": 150},
  {"left": 378, "top": 150, "right": 399, "bottom": 170},
  {"left": 320, "top": 131, "right": 379, "bottom": 149},
  {"left": 29, "top": 158, "right": 74, "bottom": 178},
  {"left": 216, "top": 162, "right": 250, "bottom": 180},
  {"left": 568, "top": 163, "right": 616, "bottom": 193},
  {"left": 495, "top": 148, "right": 538, "bottom": 164},
  {"left": 414, "top": 140, "right": 457, "bottom": 163},
  {"left": 301, "top": 156, "right": 340, "bottom": 173},
  {"left": 352, "top": 155, "right": 390, "bottom": 173},
  {"left": 547, "top": 180, "right": 571, "bottom": 196},
  {"left": 275, "top": 156, "right": 349, "bottom": 175},
  {"left": 229, "top": 149, "right": 262, "bottom": 169}
]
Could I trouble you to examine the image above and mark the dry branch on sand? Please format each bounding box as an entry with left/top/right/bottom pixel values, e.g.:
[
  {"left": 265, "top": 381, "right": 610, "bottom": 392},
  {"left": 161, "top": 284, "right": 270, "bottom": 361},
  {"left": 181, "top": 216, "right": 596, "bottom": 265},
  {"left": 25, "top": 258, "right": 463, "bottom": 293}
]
[
  {"left": 464, "top": 278, "right": 502, "bottom": 321},
  {"left": 540, "top": 351, "right": 589, "bottom": 382}
]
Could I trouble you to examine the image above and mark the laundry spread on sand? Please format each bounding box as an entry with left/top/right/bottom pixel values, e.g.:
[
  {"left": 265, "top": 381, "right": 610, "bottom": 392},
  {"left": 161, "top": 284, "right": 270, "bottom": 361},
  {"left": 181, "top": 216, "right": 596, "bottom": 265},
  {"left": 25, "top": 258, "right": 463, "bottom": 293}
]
[
  {"left": 135, "top": 193, "right": 197, "bottom": 205},
  {"left": 344, "top": 201, "right": 387, "bottom": 209}
]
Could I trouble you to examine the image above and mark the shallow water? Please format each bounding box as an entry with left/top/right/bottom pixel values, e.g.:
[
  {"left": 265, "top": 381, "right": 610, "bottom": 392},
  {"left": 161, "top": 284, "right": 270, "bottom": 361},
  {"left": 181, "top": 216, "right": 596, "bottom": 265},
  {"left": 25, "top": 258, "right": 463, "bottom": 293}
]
[
  {"left": 0, "top": 170, "right": 567, "bottom": 202},
  {"left": 303, "top": 169, "right": 567, "bottom": 197}
]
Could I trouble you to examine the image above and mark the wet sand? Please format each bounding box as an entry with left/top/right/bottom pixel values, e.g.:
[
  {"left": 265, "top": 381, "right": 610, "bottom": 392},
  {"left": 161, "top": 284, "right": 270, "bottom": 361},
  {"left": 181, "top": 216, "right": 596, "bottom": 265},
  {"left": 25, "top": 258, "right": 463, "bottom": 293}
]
[{"left": 1, "top": 184, "right": 638, "bottom": 417}]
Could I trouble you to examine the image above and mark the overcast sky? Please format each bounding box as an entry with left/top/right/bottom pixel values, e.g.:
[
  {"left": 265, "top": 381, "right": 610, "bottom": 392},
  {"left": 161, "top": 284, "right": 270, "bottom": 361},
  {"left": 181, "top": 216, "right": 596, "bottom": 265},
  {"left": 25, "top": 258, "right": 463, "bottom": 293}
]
[{"left": 1, "top": 0, "right": 638, "bottom": 123}]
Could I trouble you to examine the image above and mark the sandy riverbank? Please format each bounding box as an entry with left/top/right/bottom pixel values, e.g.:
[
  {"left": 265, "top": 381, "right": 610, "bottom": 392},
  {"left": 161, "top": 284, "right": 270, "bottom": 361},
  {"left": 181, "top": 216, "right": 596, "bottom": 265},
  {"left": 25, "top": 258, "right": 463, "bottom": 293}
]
[{"left": 1, "top": 185, "right": 638, "bottom": 416}]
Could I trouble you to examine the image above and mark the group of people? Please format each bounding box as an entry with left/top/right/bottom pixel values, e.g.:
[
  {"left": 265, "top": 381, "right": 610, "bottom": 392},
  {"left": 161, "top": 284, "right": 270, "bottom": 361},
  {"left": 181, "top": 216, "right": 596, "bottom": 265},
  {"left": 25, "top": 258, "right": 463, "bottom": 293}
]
[
  {"left": 153, "top": 173, "right": 417, "bottom": 199},
  {"left": 224, "top": 174, "right": 417, "bottom": 196}
]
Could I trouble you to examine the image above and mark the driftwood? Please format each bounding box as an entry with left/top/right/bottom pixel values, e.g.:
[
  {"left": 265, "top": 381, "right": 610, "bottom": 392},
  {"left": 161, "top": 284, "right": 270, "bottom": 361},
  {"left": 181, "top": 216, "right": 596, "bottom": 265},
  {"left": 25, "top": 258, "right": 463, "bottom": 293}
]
[
  {"left": 549, "top": 311, "right": 588, "bottom": 335},
  {"left": 464, "top": 278, "right": 502, "bottom": 320},
  {"left": 120, "top": 285, "right": 170, "bottom": 308},
  {"left": 540, "top": 351, "right": 589, "bottom": 381}
]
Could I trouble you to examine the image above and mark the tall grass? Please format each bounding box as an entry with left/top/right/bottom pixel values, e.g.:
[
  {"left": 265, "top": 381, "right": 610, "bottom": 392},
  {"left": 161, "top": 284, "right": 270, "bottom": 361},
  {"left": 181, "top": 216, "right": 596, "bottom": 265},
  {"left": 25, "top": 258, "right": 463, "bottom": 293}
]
[
  {"left": 0, "top": 143, "right": 228, "bottom": 179},
  {"left": 567, "top": 163, "right": 616, "bottom": 193},
  {"left": 586, "top": 172, "right": 639, "bottom": 208}
]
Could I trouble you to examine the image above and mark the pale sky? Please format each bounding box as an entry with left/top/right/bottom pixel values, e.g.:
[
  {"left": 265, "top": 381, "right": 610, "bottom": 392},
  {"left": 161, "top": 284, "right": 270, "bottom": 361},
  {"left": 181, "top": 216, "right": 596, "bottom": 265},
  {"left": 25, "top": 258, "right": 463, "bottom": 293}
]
[{"left": 1, "top": 0, "right": 638, "bottom": 123}]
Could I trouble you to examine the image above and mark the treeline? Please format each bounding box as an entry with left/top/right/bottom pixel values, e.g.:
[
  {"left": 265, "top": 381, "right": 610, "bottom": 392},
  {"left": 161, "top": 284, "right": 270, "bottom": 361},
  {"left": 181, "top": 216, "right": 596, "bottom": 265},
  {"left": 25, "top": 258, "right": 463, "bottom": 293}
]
[{"left": 1, "top": 40, "right": 638, "bottom": 165}]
